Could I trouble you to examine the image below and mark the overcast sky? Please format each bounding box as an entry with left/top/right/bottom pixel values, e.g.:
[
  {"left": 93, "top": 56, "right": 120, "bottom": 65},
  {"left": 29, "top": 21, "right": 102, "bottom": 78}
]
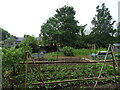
[{"left": 0, "top": 0, "right": 119, "bottom": 37}]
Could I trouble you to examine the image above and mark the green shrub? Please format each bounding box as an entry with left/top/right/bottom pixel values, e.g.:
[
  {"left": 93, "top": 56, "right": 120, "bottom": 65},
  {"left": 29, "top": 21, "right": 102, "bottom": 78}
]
[
  {"left": 2, "top": 46, "right": 32, "bottom": 88},
  {"left": 62, "top": 46, "right": 74, "bottom": 56}
]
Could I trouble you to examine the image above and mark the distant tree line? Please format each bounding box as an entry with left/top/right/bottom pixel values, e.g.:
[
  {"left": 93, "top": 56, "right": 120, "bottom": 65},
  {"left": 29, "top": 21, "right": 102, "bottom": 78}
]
[
  {"left": 0, "top": 28, "right": 10, "bottom": 41},
  {"left": 0, "top": 28, "right": 18, "bottom": 47},
  {"left": 41, "top": 3, "right": 120, "bottom": 48},
  {"left": 1, "top": 3, "right": 120, "bottom": 51}
]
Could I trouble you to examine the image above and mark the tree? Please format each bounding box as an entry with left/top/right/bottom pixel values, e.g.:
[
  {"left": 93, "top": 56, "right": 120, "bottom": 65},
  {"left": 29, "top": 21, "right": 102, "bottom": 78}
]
[
  {"left": 54, "top": 5, "right": 81, "bottom": 47},
  {"left": 41, "top": 5, "right": 86, "bottom": 48},
  {"left": 41, "top": 17, "right": 59, "bottom": 46},
  {"left": 16, "top": 35, "right": 39, "bottom": 53},
  {"left": 0, "top": 28, "right": 10, "bottom": 41},
  {"left": 91, "top": 3, "right": 116, "bottom": 47}
]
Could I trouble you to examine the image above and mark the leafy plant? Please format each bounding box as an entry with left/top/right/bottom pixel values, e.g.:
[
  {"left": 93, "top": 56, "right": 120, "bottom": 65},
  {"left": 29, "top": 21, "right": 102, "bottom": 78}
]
[
  {"left": 24, "top": 63, "right": 120, "bottom": 89},
  {"left": 2, "top": 45, "right": 32, "bottom": 88},
  {"left": 62, "top": 46, "right": 74, "bottom": 56}
]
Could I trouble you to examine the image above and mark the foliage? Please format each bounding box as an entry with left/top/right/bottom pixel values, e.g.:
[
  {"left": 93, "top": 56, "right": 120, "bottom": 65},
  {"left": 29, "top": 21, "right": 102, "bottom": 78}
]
[
  {"left": 16, "top": 35, "right": 39, "bottom": 53},
  {"left": 15, "top": 43, "right": 32, "bottom": 53},
  {"left": 41, "top": 5, "right": 87, "bottom": 48},
  {"left": 0, "top": 28, "right": 17, "bottom": 48},
  {"left": 2, "top": 46, "right": 30, "bottom": 73},
  {"left": 25, "top": 63, "right": 120, "bottom": 89},
  {"left": 2, "top": 3, "right": 120, "bottom": 89},
  {"left": 41, "top": 4, "right": 119, "bottom": 49},
  {"left": 2, "top": 47, "right": 120, "bottom": 88},
  {"left": 3, "top": 36, "right": 17, "bottom": 47},
  {"left": 0, "top": 28, "right": 10, "bottom": 41},
  {"left": 2, "top": 46, "right": 32, "bottom": 88},
  {"left": 54, "top": 5, "right": 84, "bottom": 47},
  {"left": 91, "top": 3, "right": 116, "bottom": 47},
  {"left": 62, "top": 46, "right": 74, "bottom": 56},
  {"left": 45, "top": 48, "right": 106, "bottom": 58},
  {"left": 0, "top": 49, "right": 2, "bottom": 86},
  {"left": 115, "top": 54, "right": 120, "bottom": 59},
  {"left": 41, "top": 17, "right": 59, "bottom": 46}
]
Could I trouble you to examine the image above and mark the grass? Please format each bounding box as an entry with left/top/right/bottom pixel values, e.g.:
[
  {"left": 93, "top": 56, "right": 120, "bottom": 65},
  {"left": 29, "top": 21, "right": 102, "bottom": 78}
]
[
  {"left": 45, "top": 49, "right": 91, "bottom": 58},
  {"left": 44, "top": 48, "right": 107, "bottom": 60},
  {"left": 45, "top": 51, "right": 64, "bottom": 57},
  {"left": 73, "top": 49, "right": 91, "bottom": 56},
  {"left": 43, "top": 48, "right": 120, "bottom": 60},
  {"left": 44, "top": 51, "right": 64, "bottom": 61}
]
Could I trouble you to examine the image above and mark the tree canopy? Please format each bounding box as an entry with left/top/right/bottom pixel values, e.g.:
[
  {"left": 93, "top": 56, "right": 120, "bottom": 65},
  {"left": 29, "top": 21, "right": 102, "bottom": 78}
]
[
  {"left": 90, "top": 3, "right": 116, "bottom": 47},
  {"left": 16, "top": 35, "right": 40, "bottom": 53},
  {"left": 41, "top": 5, "right": 87, "bottom": 48}
]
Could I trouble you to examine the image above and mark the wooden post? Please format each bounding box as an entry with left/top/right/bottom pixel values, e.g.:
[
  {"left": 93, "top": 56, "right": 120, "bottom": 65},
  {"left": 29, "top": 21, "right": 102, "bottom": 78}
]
[
  {"left": 111, "top": 46, "right": 118, "bottom": 88},
  {"left": 93, "top": 44, "right": 111, "bottom": 89},
  {"left": 27, "top": 51, "right": 47, "bottom": 89}
]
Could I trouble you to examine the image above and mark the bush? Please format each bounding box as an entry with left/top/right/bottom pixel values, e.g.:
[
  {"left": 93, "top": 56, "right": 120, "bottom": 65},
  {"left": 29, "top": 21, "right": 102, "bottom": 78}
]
[
  {"left": 2, "top": 46, "right": 32, "bottom": 88},
  {"left": 62, "top": 46, "right": 74, "bottom": 56}
]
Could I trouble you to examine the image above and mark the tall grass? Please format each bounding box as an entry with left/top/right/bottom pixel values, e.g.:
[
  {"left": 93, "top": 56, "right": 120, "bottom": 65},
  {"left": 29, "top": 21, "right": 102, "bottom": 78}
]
[
  {"left": 45, "top": 48, "right": 107, "bottom": 58},
  {"left": 45, "top": 51, "right": 64, "bottom": 57},
  {"left": 44, "top": 51, "right": 64, "bottom": 61},
  {"left": 73, "top": 49, "right": 91, "bottom": 56}
]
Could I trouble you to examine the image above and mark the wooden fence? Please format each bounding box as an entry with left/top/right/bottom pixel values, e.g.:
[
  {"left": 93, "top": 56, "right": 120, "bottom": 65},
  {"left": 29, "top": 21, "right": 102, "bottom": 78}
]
[{"left": 20, "top": 48, "right": 120, "bottom": 89}]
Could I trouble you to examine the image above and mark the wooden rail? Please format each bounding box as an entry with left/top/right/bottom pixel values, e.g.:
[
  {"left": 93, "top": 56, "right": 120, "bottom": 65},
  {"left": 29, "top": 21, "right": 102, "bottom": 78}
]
[
  {"left": 32, "top": 76, "right": 120, "bottom": 85},
  {"left": 23, "top": 46, "right": 120, "bottom": 89},
  {"left": 20, "top": 59, "right": 120, "bottom": 64}
]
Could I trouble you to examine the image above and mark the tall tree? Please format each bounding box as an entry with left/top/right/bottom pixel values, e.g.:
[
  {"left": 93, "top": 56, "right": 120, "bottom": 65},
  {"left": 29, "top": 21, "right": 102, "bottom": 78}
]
[
  {"left": 41, "top": 5, "right": 86, "bottom": 48},
  {"left": 16, "top": 35, "right": 39, "bottom": 53},
  {"left": 41, "top": 17, "right": 59, "bottom": 46},
  {"left": 54, "top": 5, "right": 80, "bottom": 47},
  {"left": 91, "top": 3, "right": 116, "bottom": 47}
]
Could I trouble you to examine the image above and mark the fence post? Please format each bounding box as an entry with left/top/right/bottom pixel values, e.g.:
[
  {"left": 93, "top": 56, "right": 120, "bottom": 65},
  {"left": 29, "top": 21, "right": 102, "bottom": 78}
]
[{"left": 111, "top": 46, "right": 118, "bottom": 88}]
